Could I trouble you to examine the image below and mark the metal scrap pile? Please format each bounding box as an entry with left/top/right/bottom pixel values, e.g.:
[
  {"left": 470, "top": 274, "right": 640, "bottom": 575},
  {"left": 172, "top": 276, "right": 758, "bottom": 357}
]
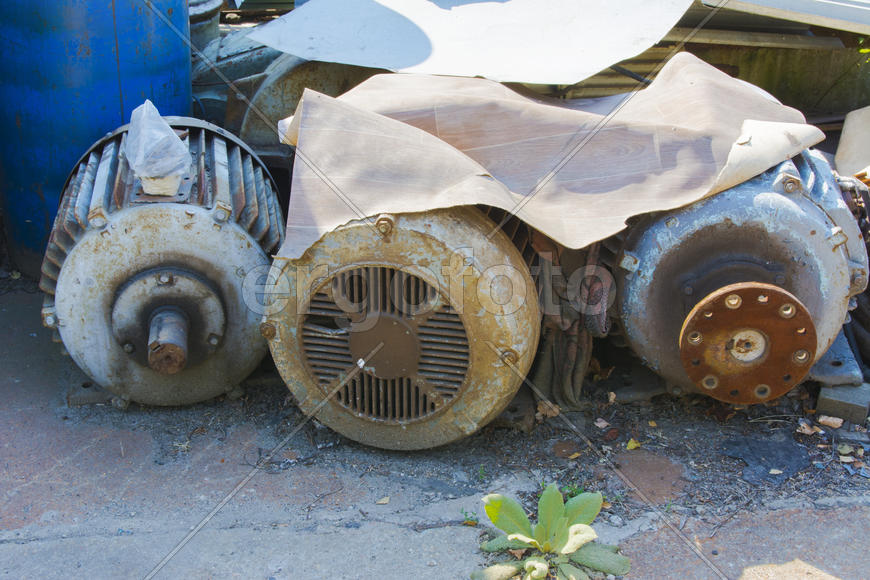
[{"left": 33, "top": 0, "right": 870, "bottom": 450}]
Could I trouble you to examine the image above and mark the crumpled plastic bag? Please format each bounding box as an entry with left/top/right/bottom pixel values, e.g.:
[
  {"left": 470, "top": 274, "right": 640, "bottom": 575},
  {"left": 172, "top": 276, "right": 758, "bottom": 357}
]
[{"left": 125, "top": 100, "right": 190, "bottom": 196}]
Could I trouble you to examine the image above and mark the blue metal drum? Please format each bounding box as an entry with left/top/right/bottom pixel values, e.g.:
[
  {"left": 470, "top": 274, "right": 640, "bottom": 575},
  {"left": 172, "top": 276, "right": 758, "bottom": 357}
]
[{"left": 0, "top": 1, "right": 191, "bottom": 277}]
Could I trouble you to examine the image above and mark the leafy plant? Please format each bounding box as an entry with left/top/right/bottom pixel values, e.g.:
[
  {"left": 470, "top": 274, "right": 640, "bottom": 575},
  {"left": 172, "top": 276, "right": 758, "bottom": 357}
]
[
  {"left": 560, "top": 483, "right": 584, "bottom": 500},
  {"left": 461, "top": 508, "right": 480, "bottom": 526},
  {"left": 472, "top": 484, "right": 630, "bottom": 580}
]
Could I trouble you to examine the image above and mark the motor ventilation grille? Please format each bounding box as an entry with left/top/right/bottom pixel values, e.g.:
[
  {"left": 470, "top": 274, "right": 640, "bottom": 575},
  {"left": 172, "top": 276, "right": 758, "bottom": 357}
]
[{"left": 301, "top": 266, "right": 470, "bottom": 423}]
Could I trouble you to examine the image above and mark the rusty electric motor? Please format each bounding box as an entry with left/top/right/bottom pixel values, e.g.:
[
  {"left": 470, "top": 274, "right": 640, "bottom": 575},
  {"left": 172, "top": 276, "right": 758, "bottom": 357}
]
[
  {"left": 39, "top": 117, "right": 284, "bottom": 406},
  {"left": 262, "top": 207, "right": 541, "bottom": 450}
]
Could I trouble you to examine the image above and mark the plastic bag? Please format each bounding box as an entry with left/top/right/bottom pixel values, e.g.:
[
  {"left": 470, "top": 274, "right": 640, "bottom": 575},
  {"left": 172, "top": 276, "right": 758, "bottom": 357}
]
[{"left": 125, "top": 100, "right": 190, "bottom": 196}]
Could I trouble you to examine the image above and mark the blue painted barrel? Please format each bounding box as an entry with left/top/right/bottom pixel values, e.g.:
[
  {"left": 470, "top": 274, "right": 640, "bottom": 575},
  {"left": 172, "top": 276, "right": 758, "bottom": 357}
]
[{"left": 0, "top": 1, "right": 191, "bottom": 277}]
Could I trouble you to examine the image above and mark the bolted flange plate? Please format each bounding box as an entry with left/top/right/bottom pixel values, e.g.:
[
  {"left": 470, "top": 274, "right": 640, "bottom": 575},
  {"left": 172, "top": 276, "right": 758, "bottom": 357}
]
[
  {"left": 111, "top": 267, "right": 226, "bottom": 370},
  {"left": 679, "top": 282, "right": 817, "bottom": 404}
]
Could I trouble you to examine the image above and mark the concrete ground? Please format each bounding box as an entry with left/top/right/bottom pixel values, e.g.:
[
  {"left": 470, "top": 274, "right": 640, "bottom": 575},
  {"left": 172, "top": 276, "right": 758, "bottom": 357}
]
[{"left": 1, "top": 289, "right": 868, "bottom": 579}]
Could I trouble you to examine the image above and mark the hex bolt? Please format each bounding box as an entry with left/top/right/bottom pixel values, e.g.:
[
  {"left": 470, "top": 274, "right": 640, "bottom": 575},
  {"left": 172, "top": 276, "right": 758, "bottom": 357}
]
[
  {"left": 500, "top": 349, "right": 518, "bottom": 365},
  {"left": 259, "top": 322, "right": 277, "bottom": 340},
  {"left": 619, "top": 252, "right": 640, "bottom": 273},
  {"left": 214, "top": 208, "right": 229, "bottom": 223},
  {"left": 157, "top": 273, "right": 173, "bottom": 286},
  {"left": 375, "top": 216, "right": 394, "bottom": 236},
  {"left": 111, "top": 396, "right": 130, "bottom": 411},
  {"left": 775, "top": 173, "right": 803, "bottom": 194},
  {"left": 123, "top": 342, "right": 135, "bottom": 354},
  {"left": 44, "top": 314, "right": 57, "bottom": 328},
  {"left": 90, "top": 216, "right": 107, "bottom": 229},
  {"left": 207, "top": 334, "right": 221, "bottom": 347}
]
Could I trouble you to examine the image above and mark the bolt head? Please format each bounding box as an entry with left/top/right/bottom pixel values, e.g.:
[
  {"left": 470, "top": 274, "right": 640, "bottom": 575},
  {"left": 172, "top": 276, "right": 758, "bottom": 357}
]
[
  {"left": 207, "top": 334, "right": 220, "bottom": 346},
  {"left": 44, "top": 315, "right": 56, "bottom": 328},
  {"left": 157, "top": 273, "right": 172, "bottom": 285},
  {"left": 123, "top": 343, "right": 135, "bottom": 353},
  {"left": 259, "top": 322, "right": 277, "bottom": 340},
  {"left": 500, "top": 349, "right": 518, "bottom": 365}
]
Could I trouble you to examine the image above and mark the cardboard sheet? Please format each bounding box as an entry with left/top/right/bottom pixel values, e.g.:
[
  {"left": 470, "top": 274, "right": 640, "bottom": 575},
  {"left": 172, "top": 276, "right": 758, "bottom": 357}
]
[
  {"left": 278, "top": 53, "right": 824, "bottom": 259},
  {"left": 248, "top": 0, "right": 694, "bottom": 85},
  {"left": 836, "top": 105, "right": 870, "bottom": 176}
]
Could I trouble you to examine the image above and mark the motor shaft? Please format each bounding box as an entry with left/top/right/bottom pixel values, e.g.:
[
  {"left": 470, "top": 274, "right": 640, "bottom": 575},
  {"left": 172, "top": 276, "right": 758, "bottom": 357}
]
[{"left": 147, "top": 307, "right": 189, "bottom": 375}]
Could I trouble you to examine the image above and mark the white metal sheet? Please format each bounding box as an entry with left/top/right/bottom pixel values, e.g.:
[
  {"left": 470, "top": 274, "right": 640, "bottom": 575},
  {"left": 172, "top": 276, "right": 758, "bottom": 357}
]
[{"left": 248, "top": 0, "right": 695, "bottom": 85}]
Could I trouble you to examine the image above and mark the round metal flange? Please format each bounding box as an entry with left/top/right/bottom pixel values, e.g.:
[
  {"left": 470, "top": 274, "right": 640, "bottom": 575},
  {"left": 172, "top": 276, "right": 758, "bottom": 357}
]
[
  {"left": 54, "top": 204, "right": 270, "bottom": 406},
  {"left": 111, "top": 267, "right": 226, "bottom": 370},
  {"left": 679, "top": 282, "right": 817, "bottom": 404}
]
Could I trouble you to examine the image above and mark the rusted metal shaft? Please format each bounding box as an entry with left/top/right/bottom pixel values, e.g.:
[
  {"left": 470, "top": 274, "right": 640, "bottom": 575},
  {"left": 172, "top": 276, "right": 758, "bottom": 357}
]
[{"left": 147, "top": 307, "right": 189, "bottom": 375}]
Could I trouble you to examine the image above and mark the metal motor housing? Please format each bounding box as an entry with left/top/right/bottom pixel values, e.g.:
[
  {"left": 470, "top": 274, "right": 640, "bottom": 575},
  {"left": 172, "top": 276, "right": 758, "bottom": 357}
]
[
  {"left": 39, "top": 117, "right": 284, "bottom": 406},
  {"left": 615, "top": 150, "right": 868, "bottom": 403},
  {"left": 262, "top": 207, "right": 540, "bottom": 450}
]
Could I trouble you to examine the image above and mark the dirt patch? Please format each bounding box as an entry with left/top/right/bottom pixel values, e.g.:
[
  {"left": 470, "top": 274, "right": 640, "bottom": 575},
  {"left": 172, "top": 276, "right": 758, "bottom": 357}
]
[{"left": 611, "top": 449, "right": 686, "bottom": 504}]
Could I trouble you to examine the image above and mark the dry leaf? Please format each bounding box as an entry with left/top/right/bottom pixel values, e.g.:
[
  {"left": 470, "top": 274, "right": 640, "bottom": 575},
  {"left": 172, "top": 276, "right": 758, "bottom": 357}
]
[
  {"left": 607, "top": 391, "right": 617, "bottom": 404},
  {"left": 796, "top": 422, "right": 815, "bottom": 435},
  {"left": 837, "top": 443, "right": 854, "bottom": 455},
  {"left": 818, "top": 415, "right": 844, "bottom": 429},
  {"left": 552, "top": 440, "right": 581, "bottom": 458},
  {"left": 568, "top": 452, "right": 581, "bottom": 459},
  {"left": 508, "top": 549, "right": 528, "bottom": 559},
  {"left": 857, "top": 448, "right": 865, "bottom": 457},
  {"left": 588, "top": 359, "right": 615, "bottom": 381},
  {"left": 839, "top": 456, "right": 855, "bottom": 463},
  {"left": 375, "top": 496, "right": 390, "bottom": 505},
  {"left": 601, "top": 500, "right": 612, "bottom": 509},
  {"left": 769, "top": 468, "right": 783, "bottom": 475},
  {"left": 537, "top": 401, "right": 561, "bottom": 418},
  {"left": 648, "top": 420, "right": 657, "bottom": 428},
  {"left": 594, "top": 418, "right": 610, "bottom": 429},
  {"left": 626, "top": 438, "right": 641, "bottom": 450}
]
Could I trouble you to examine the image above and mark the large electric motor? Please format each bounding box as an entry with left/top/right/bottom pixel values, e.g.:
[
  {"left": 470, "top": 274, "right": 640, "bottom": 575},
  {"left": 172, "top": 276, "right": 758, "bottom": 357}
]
[
  {"left": 39, "top": 117, "right": 284, "bottom": 406},
  {"left": 615, "top": 151, "right": 868, "bottom": 404},
  {"left": 262, "top": 207, "right": 540, "bottom": 450}
]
